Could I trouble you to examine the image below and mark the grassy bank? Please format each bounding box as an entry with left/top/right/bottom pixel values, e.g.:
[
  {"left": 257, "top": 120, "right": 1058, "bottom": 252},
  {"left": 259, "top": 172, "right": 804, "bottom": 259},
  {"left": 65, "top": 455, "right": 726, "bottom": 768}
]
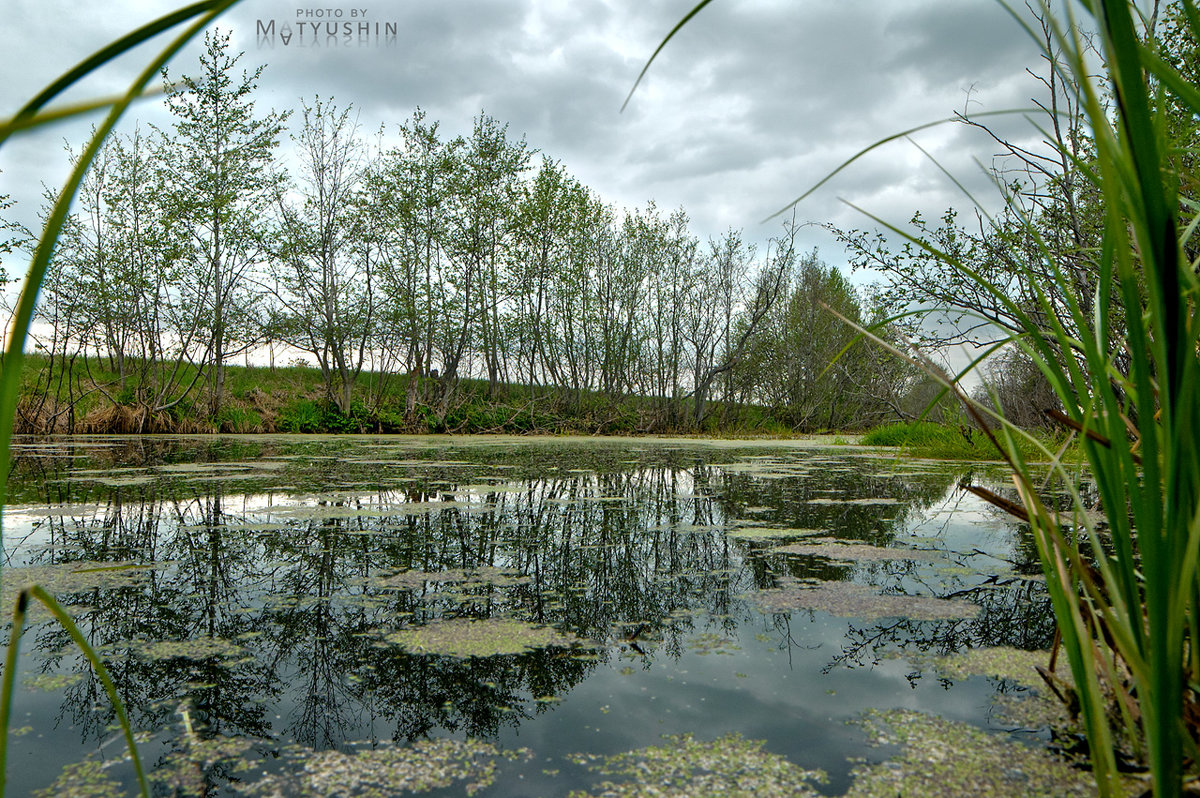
[
  {"left": 13, "top": 354, "right": 803, "bottom": 436},
  {"left": 14, "top": 355, "right": 1078, "bottom": 460},
  {"left": 860, "top": 421, "right": 1075, "bottom": 462}
]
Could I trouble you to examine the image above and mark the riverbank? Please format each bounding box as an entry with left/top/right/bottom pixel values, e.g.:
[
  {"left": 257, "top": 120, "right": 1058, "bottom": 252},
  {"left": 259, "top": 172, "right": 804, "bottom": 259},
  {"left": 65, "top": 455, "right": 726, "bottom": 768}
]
[
  {"left": 12, "top": 357, "right": 1072, "bottom": 462},
  {"left": 12, "top": 355, "right": 844, "bottom": 437}
]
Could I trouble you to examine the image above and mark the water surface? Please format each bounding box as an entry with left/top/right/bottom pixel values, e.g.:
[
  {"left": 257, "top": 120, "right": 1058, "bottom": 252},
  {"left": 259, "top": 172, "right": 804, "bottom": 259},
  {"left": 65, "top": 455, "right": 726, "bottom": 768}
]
[{"left": 1, "top": 435, "right": 1075, "bottom": 796}]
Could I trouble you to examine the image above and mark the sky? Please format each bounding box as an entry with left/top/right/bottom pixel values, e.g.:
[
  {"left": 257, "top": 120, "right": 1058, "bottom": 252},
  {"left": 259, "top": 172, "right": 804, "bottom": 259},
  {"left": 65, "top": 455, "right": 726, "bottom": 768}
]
[{"left": 0, "top": 0, "right": 1052, "bottom": 284}]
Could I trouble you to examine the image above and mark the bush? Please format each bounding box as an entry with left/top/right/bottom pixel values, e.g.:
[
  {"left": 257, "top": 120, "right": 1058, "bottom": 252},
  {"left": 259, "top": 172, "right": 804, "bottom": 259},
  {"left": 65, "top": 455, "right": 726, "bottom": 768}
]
[
  {"left": 860, "top": 421, "right": 949, "bottom": 447},
  {"left": 275, "top": 399, "right": 324, "bottom": 433}
]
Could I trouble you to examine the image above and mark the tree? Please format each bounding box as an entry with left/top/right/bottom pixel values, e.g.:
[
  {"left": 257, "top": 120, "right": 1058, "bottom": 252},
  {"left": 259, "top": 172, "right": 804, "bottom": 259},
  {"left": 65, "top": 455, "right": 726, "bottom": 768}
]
[
  {"left": 0, "top": 172, "right": 29, "bottom": 293},
  {"left": 688, "top": 225, "right": 790, "bottom": 428},
  {"left": 0, "top": 174, "right": 31, "bottom": 406},
  {"left": 270, "top": 97, "right": 372, "bottom": 415},
  {"left": 441, "top": 113, "right": 531, "bottom": 395},
  {"left": 831, "top": 8, "right": 1113, "bottom": 382},
  {"left": 159, "top": 29, "right": 286, "bottom": 418},
  {"left": 973, "top": 345, "right": 1062, "bottom": 431},
  {"left": 368, "top": 108, "right": 458, "bottom": 420}
]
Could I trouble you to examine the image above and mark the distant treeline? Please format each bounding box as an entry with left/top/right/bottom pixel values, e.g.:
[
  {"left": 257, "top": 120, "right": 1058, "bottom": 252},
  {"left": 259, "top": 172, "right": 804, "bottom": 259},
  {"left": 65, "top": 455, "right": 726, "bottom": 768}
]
[{"left": 3, "top": 31, "right": 932, "bottom": 435}]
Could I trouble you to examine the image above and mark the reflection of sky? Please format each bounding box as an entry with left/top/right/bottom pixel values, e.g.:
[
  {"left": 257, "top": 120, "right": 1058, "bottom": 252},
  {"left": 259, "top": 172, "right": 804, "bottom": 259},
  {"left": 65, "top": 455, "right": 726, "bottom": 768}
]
[{"left": 0, "top": 438, "right": 1053, "bottom": 795}]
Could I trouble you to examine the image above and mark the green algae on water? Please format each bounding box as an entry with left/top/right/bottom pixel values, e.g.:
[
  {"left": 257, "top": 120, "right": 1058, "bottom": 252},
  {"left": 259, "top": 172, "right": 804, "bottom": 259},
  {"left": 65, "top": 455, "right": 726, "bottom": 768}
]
[
  {"left": 155, "top": 736, "right": 259, "bottom": 795},
  {"left": 686, "top": 632, "right": 741, "bottom": 656},
  {"left": 386, "top": 618, "right": 586, "bottom": 658},
  {"left": 752, "top": 578, "right": 979, "bottom": 620},
  {"left": 126, "top": 636, "right": 247, "bottom": 662},
  {"left": 33, "top": 759, "right": 127, "bottom": 798},
  {"left": 2, "top": 561, "right": 159, "bottom": 619},
  {"left": 363, "top": 566, "right": 532, "bottom": 590},
  {"left": 38, "top": 736, "right": 526, "bottom": 798},
  {"left": 24, "top": 670, "right": 83, "bottom": 692},
  {"left": 932, "top": 646, "right": 1071, "bottom": 686},
  {"left": 242, "top": 739, "right": 531, "bottom": 797},
  {"left": 771, "top": 540, "right": 938, "bottom": 562},
  {"left": 917, "top": 647, "right": 1076, "bottom": 733},
  {"left": 567, "top": 732, "right": 826, "bottom": 797},
  {"left": 726, "top": 527, "right": 823, "bottom": 541},
  {"left": 845, "top": 709, "right": 1105, "bottom": 797}
]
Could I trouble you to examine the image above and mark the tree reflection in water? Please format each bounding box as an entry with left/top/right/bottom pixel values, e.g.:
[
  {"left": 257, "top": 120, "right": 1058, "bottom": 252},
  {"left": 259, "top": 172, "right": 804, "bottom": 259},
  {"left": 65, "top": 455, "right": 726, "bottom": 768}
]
[{"left": 1, "top": 437, "right": 1057, "bottom": 794}]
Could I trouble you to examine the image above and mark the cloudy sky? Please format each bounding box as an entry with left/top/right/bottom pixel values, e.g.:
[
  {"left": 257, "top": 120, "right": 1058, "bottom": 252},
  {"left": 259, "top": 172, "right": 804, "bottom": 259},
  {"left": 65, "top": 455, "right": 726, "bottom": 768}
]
[{"left": 1, "top": 0, "right": 1051, "bottom": 275}]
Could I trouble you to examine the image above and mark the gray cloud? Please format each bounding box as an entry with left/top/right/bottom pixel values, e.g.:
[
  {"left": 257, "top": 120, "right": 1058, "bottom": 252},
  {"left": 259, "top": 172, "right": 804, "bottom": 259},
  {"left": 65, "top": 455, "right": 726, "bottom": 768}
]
[{"left": 1, "top": 0, "right": 1062, "bottom": 273}]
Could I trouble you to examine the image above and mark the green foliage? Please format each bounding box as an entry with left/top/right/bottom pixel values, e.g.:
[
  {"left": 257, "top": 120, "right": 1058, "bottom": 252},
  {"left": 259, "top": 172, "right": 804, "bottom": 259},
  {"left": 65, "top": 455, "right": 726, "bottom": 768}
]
[
  {"left": 861, "top": 421, "right": 948, "bottom": 448},
  {"left": 277, "top": 399, "right": 329, "bottom": 433},
  {"left": 216, "top": 405, "right": 261, "bottom": 433},
  {"left": 802, "top": 3, "right": 1200, "bottom": 793},
  {"left": 860, "top": 420, "right": 1058, "bottom": 461},
  {"left": 734, "top": 250, "right": 920, "bottom": 432},
  {"left": 274, "top": 398, "right": 376, "bottom": 434}
]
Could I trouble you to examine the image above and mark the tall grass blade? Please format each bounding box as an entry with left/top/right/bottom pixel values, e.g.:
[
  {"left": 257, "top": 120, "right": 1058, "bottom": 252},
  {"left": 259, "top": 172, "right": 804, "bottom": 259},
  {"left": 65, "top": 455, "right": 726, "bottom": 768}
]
[
  {"left": 2, "top": 587, "right": 149, "bottom": 796},
  {"left": 0, "top": 591, "right": 26, "bottom": 796},
  {"left": 621, "top": 0, "right": 714, "bottom": 112},
  {"left": 0, "top": 0, "right": 238, "bottom": 554},
  {"left": 0, "top": 5, "right": 240, "bottom": 797},
  {"left": 2, "top": 1, "right": 226, "bottom": 146}
]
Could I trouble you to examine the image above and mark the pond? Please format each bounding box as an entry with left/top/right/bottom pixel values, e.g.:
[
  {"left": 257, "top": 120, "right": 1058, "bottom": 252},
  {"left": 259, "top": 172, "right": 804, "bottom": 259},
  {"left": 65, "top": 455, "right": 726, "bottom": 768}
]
[{"left": 0, "top": 435, "right": 1094, "bottom": 796}]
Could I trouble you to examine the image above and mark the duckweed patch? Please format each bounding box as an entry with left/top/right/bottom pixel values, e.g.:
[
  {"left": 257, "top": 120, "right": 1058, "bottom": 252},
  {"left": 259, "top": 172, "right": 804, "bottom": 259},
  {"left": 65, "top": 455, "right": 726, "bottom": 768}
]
[
  {"left": 913, "top": 647, "right": 1076, "bottom": 732},
  {"left": 932, "top": 646, "right": 1071, "bottom": 686},
  {"left": 155, "top": 736, "right": 259, "bottom": 795},
  {"left": 686, "top": 632, "right": 741, "bottom": 655},
  {"left": 242, "top": 739, "right": 530, "bottom": 797},
  {"left": 91, "top": 475, "right": 156, "bottom": 487},
  {"left": 567, "top": 732, "right": 826, "bottom": 797},
  {"left": 993, "top": 691, "right": 1075, "bottom": 731},
  {"left": 2, "top": 561, "right": 158, "bottom": 618},
  {"left": 845, "top": 709, "right": 1102, "bottom": 797},
  {"left": 385, "top": 618, "right": 586, "bottom": 658},
  {"left": 33, "top": 759, "right": 126, "bottom": 798},
  {"left": 126, "top": 636, "right": 246, "bottom": 662},
  {"left": 752, "top": 579, "right": 980, "bottom": 620},
  {"left": 40, "top": 736, "right": 526, "bottom": 798},
  {"left": 772, "top": 540, "right": 939, "bottom": 562},
  {"left": 24, "top": 670, "right": 83, "bottom": 692},
  {"left": 726, "top": 527, "right": 823, "bottom": 541},
  {"left": 363, "top": 566, "right": 532, "bottom": 590}
]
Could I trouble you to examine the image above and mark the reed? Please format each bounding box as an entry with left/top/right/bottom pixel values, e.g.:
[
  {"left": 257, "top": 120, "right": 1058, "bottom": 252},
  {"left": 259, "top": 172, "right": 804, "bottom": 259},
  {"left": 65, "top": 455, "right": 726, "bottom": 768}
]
[
  {"left": 838, "top": 2, "right": 1200, "bottom": 793},
  {"left": 910, "top": 4, "right": 1200, "bottom": 793}
]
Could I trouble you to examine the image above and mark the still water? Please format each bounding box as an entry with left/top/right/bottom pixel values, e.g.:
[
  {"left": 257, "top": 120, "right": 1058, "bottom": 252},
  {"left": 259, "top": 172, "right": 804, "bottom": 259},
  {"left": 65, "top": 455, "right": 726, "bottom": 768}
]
[{"left": 0, "top": 435, "right": 1086, "bottom": 796}]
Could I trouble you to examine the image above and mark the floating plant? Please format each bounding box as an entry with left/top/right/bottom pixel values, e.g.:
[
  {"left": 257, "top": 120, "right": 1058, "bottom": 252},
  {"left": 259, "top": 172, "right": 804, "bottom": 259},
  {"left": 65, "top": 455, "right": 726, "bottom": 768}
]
[
  {"left": 845, "top": 709, "right": 1104, "bottom": 797},
  {"left": 385, "top": 618, "right": 587, "bottom": 658},
  {"left": 752, "top": 578, "right": 980, "bottom": 620},
  {"left": 567, "top": 732, "right": 826, "bottom": 797}
]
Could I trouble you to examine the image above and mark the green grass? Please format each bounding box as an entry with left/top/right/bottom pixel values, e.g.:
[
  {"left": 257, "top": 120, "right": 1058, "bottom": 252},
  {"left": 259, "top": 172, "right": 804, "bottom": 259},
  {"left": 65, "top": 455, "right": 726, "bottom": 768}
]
[
  {"left": 861, "top": 420, "right": 1073, "bottom": 462},
  {"left": 13, "top": 354, "right": 834, "bottom": 437}
]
